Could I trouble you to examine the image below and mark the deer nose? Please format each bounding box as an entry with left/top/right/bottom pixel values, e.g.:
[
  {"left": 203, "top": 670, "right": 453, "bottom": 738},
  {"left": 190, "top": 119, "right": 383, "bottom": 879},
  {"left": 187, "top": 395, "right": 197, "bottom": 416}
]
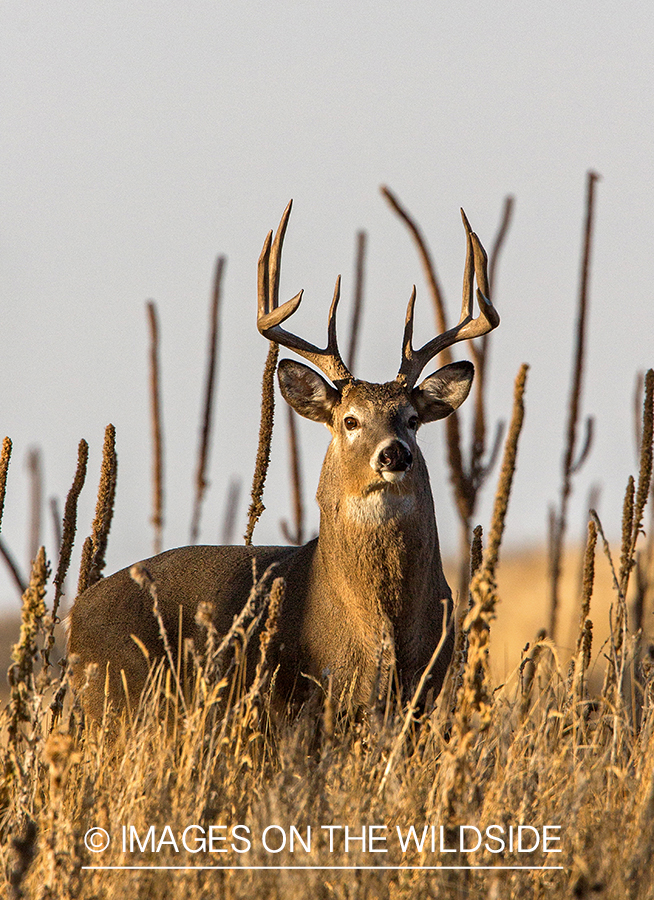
[{"left": 376, "top": 440, "right": 413, "bottom": 473}]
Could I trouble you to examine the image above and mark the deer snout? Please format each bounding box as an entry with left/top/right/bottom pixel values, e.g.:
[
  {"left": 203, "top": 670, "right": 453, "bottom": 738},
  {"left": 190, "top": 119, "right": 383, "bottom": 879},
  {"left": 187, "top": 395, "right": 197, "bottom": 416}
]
[{"left": 372, "top": 440, "right": 413, "bottom": 482}]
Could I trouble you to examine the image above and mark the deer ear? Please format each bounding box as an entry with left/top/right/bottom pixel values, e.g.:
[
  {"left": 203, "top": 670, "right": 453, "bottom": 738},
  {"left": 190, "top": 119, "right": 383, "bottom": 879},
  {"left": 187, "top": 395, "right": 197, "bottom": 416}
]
[
  {"left": 277, "top": 359, "right": 340, "bottom": 423},
  {"left": 412, "top": 360, "right": 474, "bottom": 423}
]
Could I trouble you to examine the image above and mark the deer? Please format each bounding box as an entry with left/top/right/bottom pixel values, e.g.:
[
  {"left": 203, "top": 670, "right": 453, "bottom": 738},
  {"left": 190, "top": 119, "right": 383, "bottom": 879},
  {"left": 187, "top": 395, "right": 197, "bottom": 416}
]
[{"left": 67, "top": 200, "right": 499, "bottom": 723}]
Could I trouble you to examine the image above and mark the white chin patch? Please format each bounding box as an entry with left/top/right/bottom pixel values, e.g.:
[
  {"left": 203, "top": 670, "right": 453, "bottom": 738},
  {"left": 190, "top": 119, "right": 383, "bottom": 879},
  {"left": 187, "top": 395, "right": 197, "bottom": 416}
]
[
  {"left": 381, "top": 470, "right": 406, "bottom": 484},
  {"left": 344, "top": 491, "right": 415, "bottom": 525}
]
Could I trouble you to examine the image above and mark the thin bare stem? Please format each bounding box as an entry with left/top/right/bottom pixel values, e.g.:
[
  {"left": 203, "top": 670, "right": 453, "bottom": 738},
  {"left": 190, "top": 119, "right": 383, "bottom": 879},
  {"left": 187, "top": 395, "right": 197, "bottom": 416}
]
[
  {"left": 346, "top": 231, "right": 366, "bottom": 374},
  {"left": 380, "top": 185, "right": 449, "bottom": 346},
  {"left": 49, "top": 498, "right": 62, "bottom": 565},
  {"left": 548, "top": 170, "right": 600, "bottom": 642},
  {"left": 220, "top": 477, "right": 241, "bottom": 545},
  {"left": 26, "top": 448, "right": 42, "bottom": 567},
  {"left": 472, "top": 195, "right": 514, "bottom": 457},
  {"left": 280, "top": 406, "right": 304, "bottom": 546},
  {"left": 147, "top": 301, "right": 164, "bottom": 555},
  {"left": 190, "top": 256, "right": 225, "bottom": 544},
  {"left": 488, "top": 196, "right": 515, "bottom": 296},
  {"left": 0, "top": 537, "right": 27, "bottom": 597}
]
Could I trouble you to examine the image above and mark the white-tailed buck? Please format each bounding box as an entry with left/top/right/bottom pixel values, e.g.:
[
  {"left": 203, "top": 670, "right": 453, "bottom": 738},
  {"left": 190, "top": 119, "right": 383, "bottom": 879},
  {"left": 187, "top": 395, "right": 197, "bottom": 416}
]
[{"left": 68, "top": 201, "right": 499, "bottom": 722}]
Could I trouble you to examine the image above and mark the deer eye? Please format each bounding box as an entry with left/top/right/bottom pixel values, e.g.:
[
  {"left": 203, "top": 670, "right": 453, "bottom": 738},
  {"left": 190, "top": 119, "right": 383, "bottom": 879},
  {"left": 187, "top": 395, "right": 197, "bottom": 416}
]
[
  {"left": 344, "top": 416, "right": 359, "bottom": 431},
  {"left": 408, "top": 415, "right": 419, "bottom": 430}
]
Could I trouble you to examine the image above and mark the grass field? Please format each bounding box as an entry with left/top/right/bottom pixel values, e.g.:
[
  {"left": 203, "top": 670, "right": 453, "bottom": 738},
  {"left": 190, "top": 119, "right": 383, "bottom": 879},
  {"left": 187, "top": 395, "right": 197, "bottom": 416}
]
[{"left": 0, "top": 368, "right": 652, "bottom": 900}]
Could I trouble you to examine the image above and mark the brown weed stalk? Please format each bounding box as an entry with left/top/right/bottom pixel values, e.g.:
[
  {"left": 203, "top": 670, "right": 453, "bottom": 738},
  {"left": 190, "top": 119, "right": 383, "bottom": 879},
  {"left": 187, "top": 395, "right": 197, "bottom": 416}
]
[
  {"left": 346, "top": 230, "right": 366, "bottom": 373},
  {"left": 78, "top": 424, "right": 117, "bottom": 592},
  {"left": 280, "top": 406, "right": 304, "bottom": 545},
  {"left": 0, "top": 435, "right": 12, "bottom": 532},
  {"left": 52, "top": 440, "right": 88, "bottom": 622},
  {"left": 0, "top": 537, "right": 27, "bottom": 597},
  {"left": 220, "top": 477, "right": 241, "bottom": 545},
  {"left": 42, "top": 440, "right": 89, "bottom": 678},
  {"left": 190, "top": 256, "right": 225, "bottom": 544},
  {"left": 245, "top": 341, "right": 279, "bottom": 545},
  {"left": 548, "top": 171, "right": 599, "bottom": 641},
  {"left": 620, "top": 369, "right": 654, "bottom": 597},
  {"left": 147, "top": 301, "right": 164, "bottom": 554},
  {"left": 6, "top": 548, "right": 51, "bottom": 819},
  {"left": 26, "top": 449, "right": 43, "bottom": 569}
]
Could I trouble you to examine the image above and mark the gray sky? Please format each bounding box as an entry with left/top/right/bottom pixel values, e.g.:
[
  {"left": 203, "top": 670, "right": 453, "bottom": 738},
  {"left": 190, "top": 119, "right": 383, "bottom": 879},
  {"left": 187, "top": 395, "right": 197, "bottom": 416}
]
[{"left": 1, "top": 1, "right": 653, "bottom": 609}]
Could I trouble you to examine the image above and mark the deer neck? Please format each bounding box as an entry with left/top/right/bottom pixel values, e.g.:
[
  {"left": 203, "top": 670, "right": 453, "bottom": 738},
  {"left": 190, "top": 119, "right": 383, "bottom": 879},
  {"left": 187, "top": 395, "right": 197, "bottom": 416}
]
[{"left": 315, "top": 456, "right": 442, "bottom": 624}]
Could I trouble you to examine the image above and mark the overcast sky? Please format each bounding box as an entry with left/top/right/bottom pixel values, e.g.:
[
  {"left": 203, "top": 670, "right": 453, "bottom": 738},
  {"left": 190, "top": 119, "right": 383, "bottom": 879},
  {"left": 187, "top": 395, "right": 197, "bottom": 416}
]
[{"left": 1, "top": 1, "right": 653, "bottom": 610}]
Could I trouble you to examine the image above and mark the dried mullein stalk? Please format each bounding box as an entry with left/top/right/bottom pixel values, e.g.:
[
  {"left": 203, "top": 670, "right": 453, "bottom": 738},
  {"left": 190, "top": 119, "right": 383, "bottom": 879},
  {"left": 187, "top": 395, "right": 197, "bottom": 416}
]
[
  {"left": 80, "top": 424, "right": 117, "bottom": 592},
  {"left": 52, "top": 440, "right": 88, "bottom": 621},
  {"left": 245, "top": 341, "right": 279, "bottom": 545},
  {"left": 620, "top": 369, "right": 654, "bottom": 596},
  {"left": 462, "top": 363, "right": 528, "bottom": 727},
  {"left": 0, "top": 435, "right": 12, "bottom": 533},
  {"left": 7, "top": 548, "right": 50, "bottom": 747},
  {"left": 570, "top": 518, "right": 597, "bottom": 718}
]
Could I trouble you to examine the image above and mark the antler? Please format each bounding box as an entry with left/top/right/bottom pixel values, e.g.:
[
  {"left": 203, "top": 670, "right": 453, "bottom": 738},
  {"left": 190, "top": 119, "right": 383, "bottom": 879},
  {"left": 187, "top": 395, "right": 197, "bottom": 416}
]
[
  {"left": 257, "top": 200, "right": 353, "bottom": 387},
  {"left": 396, "top": 209, "right": 500, "bottom": 389}
]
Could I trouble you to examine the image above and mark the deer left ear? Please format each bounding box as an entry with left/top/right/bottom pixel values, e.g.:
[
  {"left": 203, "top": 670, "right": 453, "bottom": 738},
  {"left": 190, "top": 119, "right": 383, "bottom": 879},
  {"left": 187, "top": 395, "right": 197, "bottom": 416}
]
[
  {"left": 412, "top": 360, "right": 474, "bottom": 423},
  {"left": 278, "top": 358, "right": 340, "bottom": 423}
]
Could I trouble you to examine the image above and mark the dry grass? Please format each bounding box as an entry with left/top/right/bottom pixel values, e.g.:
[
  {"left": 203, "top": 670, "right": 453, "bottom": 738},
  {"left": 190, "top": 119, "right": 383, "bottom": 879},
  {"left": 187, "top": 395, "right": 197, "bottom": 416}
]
[
  {"left": 0, "top": 190, "right": 653, "bottom": 896},
  {"left": 1, "top": 369, "right": 653, "bottom": 900}
]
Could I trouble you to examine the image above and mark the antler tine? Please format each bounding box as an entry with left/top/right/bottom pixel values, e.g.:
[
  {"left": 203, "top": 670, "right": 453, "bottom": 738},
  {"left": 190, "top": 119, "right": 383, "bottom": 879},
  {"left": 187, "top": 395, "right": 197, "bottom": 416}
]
[
  {"left": 397, "top": 286, "right": 418, "bottom": 383},
  {"left": 396, "top": 212, "right": 500, "bottom": 389},
  {"left": 257, "top": 202, "right": 352, "bottom": 386}
]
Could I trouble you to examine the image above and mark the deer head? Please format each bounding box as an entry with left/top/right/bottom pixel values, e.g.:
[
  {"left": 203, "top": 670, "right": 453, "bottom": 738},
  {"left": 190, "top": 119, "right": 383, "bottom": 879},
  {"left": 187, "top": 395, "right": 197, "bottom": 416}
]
[{"left": 257, "top": 201, "right": 499, "bottom": 529}]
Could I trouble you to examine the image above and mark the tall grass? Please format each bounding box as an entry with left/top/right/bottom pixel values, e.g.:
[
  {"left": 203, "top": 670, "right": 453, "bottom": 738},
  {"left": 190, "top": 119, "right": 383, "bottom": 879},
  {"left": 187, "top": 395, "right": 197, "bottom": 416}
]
[
  {"left": 0, "top": 362, "right": 652, "bottom": 899},
  {"left": 1, "top": 189, "right": 653, "bottom": 898}
]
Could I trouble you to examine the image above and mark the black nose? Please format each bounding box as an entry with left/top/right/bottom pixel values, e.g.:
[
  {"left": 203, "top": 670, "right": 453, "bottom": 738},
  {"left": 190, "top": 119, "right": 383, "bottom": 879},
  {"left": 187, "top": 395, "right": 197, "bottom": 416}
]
[{"left": 378, "top": 441, "right": 413, "bottom": 472}]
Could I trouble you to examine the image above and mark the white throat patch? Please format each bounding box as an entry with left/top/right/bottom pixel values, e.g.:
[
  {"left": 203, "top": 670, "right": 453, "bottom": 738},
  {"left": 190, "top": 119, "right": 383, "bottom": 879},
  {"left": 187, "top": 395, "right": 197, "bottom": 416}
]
[{"left": 344, "top": 490, "right": 415, "bottom": 526}]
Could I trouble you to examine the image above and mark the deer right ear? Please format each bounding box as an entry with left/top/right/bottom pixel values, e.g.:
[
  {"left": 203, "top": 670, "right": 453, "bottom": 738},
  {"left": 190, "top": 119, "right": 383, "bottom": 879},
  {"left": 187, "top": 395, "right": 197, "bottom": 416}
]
[
  {"left": 412, "top": 360, "right": 475, "bottom": 423},
  {"left": 277, "top": 359, "right": 340, "bottom": 424}
]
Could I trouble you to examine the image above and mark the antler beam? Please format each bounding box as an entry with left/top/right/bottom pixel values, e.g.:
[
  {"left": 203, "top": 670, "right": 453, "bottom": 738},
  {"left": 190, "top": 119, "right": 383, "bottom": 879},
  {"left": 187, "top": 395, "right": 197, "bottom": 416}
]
[
  {"left": 257, "top": 201, "right": 352, "bottom": 387},
  {"left": 396, "top": 210, "right": 500, "bottom": 389}
]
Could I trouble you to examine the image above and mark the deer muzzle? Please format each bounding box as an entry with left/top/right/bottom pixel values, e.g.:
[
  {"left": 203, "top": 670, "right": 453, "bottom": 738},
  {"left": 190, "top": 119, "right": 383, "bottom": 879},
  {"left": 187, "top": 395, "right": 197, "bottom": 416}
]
[{"left": 373, "top": 440, "right": 413, "bottom": 483}]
